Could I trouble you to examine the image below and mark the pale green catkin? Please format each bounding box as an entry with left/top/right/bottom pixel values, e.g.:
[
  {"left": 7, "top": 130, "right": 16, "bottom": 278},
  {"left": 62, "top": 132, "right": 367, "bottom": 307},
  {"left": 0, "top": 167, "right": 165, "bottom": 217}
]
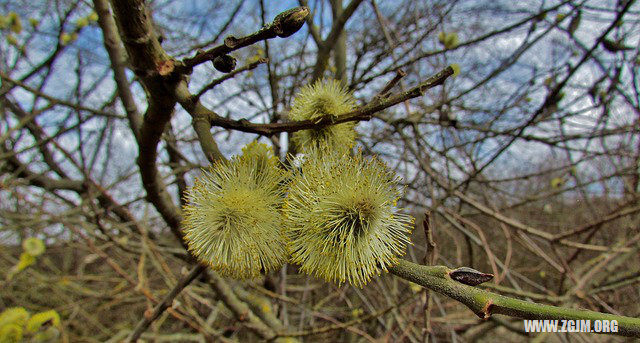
[
  {"left": 284, "top": 149, "right": 414, "bottom": 287},
  {"left": 182, "top": 143, "right": 288, "bottom": 278},
  {"left": 289, "top": 79, "right": 357, "bottom": 153}
]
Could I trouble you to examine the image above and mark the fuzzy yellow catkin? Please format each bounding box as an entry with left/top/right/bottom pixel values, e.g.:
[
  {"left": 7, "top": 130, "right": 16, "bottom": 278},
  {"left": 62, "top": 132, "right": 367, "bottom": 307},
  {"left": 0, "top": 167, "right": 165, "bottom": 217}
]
[
  {"left": 22, "top": 237, "right": 45, "bottom": 257},
  {"left": 0, "top": 323, "right": 23, "bottom": 342},
  {"left": 8, "top": 12, "right": 21, "bottom": 34},
  {"left": 0, "top": 307, "right": 29, "bottom": 328},
  {"left": 25, "top": 310, "right": 60, "bottom": 333},
  {"left": 182, "top": 142, "right": 288, "bottom": 279},
  {"left": 88, "top": 12, "right": 99, "bottom": 22},
  {"left": 288, "top": 79, "right": 357, "bottom": 153},
  {"left": 284, "top": 149, "right": 414, "bottom": 287},
  {"left": 60, "top": 33, "right": 71, "bottom": 45}
]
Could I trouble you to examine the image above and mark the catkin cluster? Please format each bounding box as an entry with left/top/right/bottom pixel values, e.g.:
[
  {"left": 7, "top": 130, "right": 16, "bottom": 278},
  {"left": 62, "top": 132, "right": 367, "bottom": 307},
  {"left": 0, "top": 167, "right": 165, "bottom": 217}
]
[
  {"left": 182, "top": 79, "right": 414, "bottom": 287},
  {"left": 0, "top": 307, "right": 62, "bottom": 342}
]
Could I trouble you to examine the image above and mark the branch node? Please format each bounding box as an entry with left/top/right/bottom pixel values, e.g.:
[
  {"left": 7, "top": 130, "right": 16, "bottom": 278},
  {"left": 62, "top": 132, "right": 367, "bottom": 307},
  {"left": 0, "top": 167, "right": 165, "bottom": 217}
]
[
  {"left": 156, "top": 59, "right": 175, "bottom": 76},
  {"left": 224, "top": 35, "right": 239, "bottom": 48},
  {"left": 482, "top": 300, "right": 494, "bottom": 320}
]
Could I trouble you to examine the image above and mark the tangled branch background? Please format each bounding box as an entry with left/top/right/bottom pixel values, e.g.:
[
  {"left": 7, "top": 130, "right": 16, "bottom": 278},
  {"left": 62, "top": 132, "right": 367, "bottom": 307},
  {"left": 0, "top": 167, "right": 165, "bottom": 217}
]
[{"left": 1, "top": 0, "right": 639, "bottom": 342}]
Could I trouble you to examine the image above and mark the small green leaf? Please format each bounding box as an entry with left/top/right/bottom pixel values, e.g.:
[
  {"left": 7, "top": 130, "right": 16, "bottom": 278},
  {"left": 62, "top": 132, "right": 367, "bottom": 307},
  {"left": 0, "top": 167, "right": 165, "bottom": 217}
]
[
  {"left": 450, "top": 63, "right": 461, "bottom": 77},
  {"left": 76, "top": 17, "right": 89, "bottom": 28},
  {"left": 550, "top": 177, "right": 565, "bottom": 189}
]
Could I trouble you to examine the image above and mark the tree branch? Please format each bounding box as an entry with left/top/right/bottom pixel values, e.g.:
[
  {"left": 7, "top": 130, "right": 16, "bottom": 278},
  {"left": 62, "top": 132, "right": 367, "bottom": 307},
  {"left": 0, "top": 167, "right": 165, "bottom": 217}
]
[
  {"left": 178, "top": 7, "right": 309, "bottom": 73},
  {"left": 128, "top": 264, "right": 207, "bottom": 342},
  {"left": 310, "top": 0, "right": 364, "bottom": 81},
  {"left": 298, "top": 0, "right": 322, "bottom": 45},
  {"left": 389, "top": 259, "right": 640, "bottom": 337},
  {"left": 93, "top": 0, "right": 142, "bottom": 140},
  {"left": 206, "top": 271, "right": 281, "bottom": 341},
  {"left": 174, "top": 81, "right": 225, "bottom": 164},
  {"left": 109, "top": 0, "right": 185, "bottom": 243},
  {"left": 206, "top": 65, "right": 454, "bottom": 136}
]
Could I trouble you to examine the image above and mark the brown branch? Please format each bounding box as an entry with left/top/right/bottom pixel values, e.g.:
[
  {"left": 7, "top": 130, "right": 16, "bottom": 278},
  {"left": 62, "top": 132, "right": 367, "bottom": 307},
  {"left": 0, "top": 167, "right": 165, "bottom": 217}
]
[
  {"left": 206, "top": 66, "right": 454, "bottom": 136},
  {"left": 421, "top": 212, "right": 437, "bottom": 343},
  {"left": 553, "top": 203, "right": 640, "bottom": 240},
  {"left": 0, "top": 73, "right": 124, "bottom": 120},
  {"left": 65, "top": 222, "right": 207, "bottom": 335},
  {"left": 280, "top": 294, "right": 416, "bottom": 338},
  {"left": 3, "top": 154, "right": 84, "bottom": 192},
  {"left": 2, "top": 99, "right": 70, "bottom": 178},
  {"left": 93, "top": 0, "right": 142, "bottom": 140},
  {"left": 310, "top": 0, "right": 365, "bottom": 81},
  {"left": 178, "top": 7, "right": 309, "bottom": 73},
  {"left": 128, "top": 264, "right": 207, "bottom": 342},
  {"left": 206, "top": 271, "right": 280, "bottom": 341},
  {"left": 137, "top": 99, "right": 185, "bottom": 240},
  {"left": 375, "top": 69, "right": 406, "bottom": 98},
  {"left": 298, "top": 0, "right": 322, "bottom": 45},
  {"left": 174, "top": 81, "right": 225, "bottom": 164},
  {"left": 109, "top": 0, "right": 185, "bottom": 243},
  {"left": 194, "top": 57, "right": 268, "bottom": 101}
]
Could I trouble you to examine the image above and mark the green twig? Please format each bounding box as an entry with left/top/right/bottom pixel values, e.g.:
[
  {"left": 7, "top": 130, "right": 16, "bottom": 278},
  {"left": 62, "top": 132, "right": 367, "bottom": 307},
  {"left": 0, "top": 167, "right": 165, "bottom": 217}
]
[{"left": 389, "top": 259, "right": 640, "bottom": 337}]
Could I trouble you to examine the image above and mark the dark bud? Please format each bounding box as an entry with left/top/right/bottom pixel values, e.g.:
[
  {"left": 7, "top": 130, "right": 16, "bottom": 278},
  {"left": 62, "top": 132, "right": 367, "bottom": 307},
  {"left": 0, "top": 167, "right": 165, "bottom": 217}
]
[
  {"left": 449, "top": 267, "right": 494, "bottom": 286},
  {"left": 154, "top": 23, "right": 166, "bottom": 44},
  {"left": 567, "top": 10, "right": 581, "bottom": 36},
  {"left": 533, "top": 11, "right": 547, "bottom": 23},
  {"left": 273, "top": 7, "right": 310, "bottom": 38},
  {"left": 224, "top": 35, "right": 239, "bottom": 48},
  {"left": 601, "top": 38, "right": 634, "bottom": 53},
  {"left": 212, "top": 55, "right": 236, "bottom": 73}
]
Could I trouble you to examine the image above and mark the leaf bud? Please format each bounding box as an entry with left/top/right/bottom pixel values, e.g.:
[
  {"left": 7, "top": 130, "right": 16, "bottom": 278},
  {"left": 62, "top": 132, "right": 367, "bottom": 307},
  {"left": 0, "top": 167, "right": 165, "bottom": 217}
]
[
  {"left": 273, "top": 7, "right": 309, "bottom": 38},
  {"left": 212, "top": 54, "right": 236, "bottom": 73}
]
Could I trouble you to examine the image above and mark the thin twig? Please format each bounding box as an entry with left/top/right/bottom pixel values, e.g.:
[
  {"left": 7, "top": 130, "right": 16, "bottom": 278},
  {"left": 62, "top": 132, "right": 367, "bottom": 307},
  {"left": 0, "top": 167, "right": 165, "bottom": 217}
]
[
  {"left": 206, "top": 66, "right": 454, "bottom": 135},
  {"left": 421, "top": 212, "right": 437, "bottom": 343},
  {"left": 178, "top": 7, "right": 309, "bottom": 72},
  {"left": 375, "top": 69, "right": 406, "bottom": 98},
  {"left": 194, "top": 58, "right": 269, "bottom": 101},
  {"left": 128, "top": 264, "right": 207, "bottom": 342}
]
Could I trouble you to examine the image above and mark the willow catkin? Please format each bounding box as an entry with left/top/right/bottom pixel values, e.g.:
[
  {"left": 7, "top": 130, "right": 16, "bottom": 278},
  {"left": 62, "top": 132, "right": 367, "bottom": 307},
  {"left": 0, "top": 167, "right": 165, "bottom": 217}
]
[
  {"left": 289, "top": 79, "right": 357, "bottom": 153},
  {"left": 284, "top": 149, "right": 414, "bottom": 287},
  {"left": 182, "top": 142, "right": 288, "bottom": 278}
]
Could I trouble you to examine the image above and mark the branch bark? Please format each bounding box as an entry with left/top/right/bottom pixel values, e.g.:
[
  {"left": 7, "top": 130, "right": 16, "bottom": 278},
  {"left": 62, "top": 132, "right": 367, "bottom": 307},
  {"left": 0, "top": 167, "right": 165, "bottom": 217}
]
[
  {"left": 389, "top": 259, "right": 640, "bottom": 338},
  {"left": 109, "top": 0, "right": 184, "bottom": 243},
  {"left": 206, "top": 66, "right": 454, "bottom": 136}
]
